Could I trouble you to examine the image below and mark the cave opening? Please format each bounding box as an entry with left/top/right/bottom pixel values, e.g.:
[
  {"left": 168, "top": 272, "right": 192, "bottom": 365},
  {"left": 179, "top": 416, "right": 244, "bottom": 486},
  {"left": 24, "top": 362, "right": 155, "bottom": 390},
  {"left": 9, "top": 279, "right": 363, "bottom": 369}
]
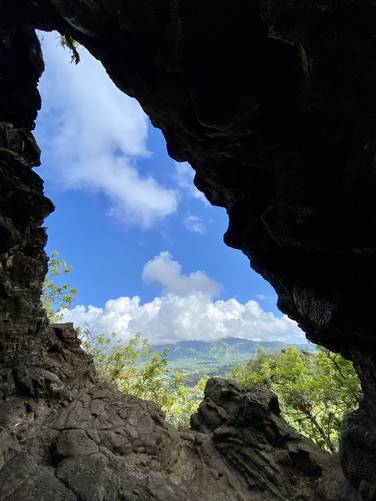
[
  {"left": 1, "top": 2, "right": 374, "bottom": 498},
  {"left": 34, "top": 32, "right": 295, "bottom": 348},
  {"left": 31, "top": 30, "right": 360, "bottom": 457}
]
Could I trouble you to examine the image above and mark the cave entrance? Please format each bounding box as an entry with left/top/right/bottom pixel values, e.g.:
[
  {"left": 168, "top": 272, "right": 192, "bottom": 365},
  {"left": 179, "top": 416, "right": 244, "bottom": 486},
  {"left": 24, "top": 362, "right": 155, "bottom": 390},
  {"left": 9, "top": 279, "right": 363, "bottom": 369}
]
[
  {"left": 35, "top": 31, "right": 284, "bottom": 347},
  {"left": 33, "top": 31, "right": 359, "bottom": 450}
]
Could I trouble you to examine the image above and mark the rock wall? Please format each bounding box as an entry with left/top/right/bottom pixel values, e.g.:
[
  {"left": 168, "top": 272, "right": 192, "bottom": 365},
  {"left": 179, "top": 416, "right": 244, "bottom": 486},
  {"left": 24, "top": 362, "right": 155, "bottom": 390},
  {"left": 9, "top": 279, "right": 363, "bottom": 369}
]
[
  {"left": 1, "top": 0, "right": 376, "bottom": 499},
  {"left": 0, "top": 323, "right": 347, "bottom": 501}
]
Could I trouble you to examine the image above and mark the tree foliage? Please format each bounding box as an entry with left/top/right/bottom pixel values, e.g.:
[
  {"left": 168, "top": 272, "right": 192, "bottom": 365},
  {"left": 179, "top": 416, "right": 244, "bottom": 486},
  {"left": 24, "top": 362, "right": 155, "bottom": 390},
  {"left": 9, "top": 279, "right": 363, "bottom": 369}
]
[
  {"left": 81, "top": 327, "right": 207, "bottom": 429},
  {"left": 230, "top": 346, "right": 361, "bottom": 451},
  {"left": 59, "top": 34, "right": 80, "bottom": 64},
  {"left": 42, "top": 250, "right": 78, "bottom": 322}
]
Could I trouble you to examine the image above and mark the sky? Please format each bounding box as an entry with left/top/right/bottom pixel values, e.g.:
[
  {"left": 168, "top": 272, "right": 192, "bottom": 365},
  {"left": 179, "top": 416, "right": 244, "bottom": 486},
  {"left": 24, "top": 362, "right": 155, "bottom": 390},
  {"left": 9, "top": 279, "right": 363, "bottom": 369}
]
[{"left": 34, "top": 32, "right": 304, "bottom": 345}]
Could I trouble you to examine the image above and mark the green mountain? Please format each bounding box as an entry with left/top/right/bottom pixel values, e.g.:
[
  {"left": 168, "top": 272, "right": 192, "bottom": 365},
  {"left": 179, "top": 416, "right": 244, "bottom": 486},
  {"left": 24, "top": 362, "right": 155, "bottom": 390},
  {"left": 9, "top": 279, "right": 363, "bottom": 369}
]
[{"left": 152, "top": 337, "right": 314, "bottom": 385}]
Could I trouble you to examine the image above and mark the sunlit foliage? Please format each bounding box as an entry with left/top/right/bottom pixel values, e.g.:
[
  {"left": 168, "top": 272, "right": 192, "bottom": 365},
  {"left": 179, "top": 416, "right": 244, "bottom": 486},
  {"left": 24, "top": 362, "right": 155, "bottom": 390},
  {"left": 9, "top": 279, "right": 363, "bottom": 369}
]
[
  {"left": 60, "top": 34, "right": 80, "bottom": 64},
  {"left": 81, "top": 328, "right": 207, "bottom": 430},
  {"left": 42, "top": 250, "right": 78, "bottom": 322},
  {"left": 230, "top": 346, "right": 361, "bottom": 451}
]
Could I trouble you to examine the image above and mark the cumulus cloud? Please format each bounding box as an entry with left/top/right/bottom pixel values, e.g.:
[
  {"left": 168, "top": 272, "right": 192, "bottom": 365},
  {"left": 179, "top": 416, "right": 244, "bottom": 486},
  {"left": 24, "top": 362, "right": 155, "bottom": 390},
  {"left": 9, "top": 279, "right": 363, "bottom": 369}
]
[
  {"left": 62, "top": 295, "right": 304, "bottom": 345},
  {"left": 142, "top": 251, "right": 221, "bottom": 297},
  {"left": 62, "top": 253, "right": 304, "bottom": 345},
  {"left": 37, "top": 32, "right": 177, "bottom": 228}
]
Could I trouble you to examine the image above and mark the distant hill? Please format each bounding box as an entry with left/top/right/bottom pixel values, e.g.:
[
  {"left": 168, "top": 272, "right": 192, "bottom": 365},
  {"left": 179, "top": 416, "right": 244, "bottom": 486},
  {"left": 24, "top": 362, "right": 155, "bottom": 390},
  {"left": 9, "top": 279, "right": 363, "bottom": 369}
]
[
  {"left": 153, "top": 337, "right": 313, "bottom": 362},
  {"left": 152, "top": 337, "right": 314, "bottom": 385}
]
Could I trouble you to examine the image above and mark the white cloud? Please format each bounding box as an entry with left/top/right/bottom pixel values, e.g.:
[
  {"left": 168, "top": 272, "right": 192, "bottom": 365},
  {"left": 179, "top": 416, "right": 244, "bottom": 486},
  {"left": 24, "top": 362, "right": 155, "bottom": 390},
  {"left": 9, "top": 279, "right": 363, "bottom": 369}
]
[
  {"left": 174, "top": 162, "right": 209, "bottom": 205},
  {"left": 142, "top": 251, "right": 221, "bottom": 297},
  {"left": 62, "top": 253, "right": 304, "bottom": 345},
  {"left": 183, "top": 214, "right": 206, "bottom": 234},
  {"left": 37, "top": 32, "right": 177, "bottom": 228},
  {"left": 62, "top": 294, "right": 304, "bottom": 345}
]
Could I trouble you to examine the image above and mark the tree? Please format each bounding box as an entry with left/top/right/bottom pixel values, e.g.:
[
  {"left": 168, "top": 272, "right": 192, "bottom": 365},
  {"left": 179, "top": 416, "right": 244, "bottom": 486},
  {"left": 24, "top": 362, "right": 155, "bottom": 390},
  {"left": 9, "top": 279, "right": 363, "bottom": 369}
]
[
  {"left": 81, "top": 327, "right": 207, "bottom": 430},
  {"left": 42, "top": 250, "right": 78, "bottom": 322},
  {"left": 164, "top": 371, "right": 208, "bottom": 429},
  {"left": 60, "top": 34, "right": 80, "bottom": 64},
  {"left": 230, "top": 346, "right": 361, "bottom": 452}
]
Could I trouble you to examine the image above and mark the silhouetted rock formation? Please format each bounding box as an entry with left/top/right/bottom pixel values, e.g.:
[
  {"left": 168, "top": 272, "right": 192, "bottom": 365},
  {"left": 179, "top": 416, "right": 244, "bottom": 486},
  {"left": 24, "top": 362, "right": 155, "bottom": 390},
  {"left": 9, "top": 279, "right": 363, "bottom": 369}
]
[{"left": 1, "top": 0, "right": 375, "bottom": 498}]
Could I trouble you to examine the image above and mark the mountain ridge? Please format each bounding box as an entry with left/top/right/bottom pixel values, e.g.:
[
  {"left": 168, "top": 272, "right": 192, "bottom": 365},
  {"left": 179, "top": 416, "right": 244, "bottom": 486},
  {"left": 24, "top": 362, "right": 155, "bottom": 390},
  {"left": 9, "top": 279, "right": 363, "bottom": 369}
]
[
  {"left": 151, "top": 337, "right": 314, "bottom": 384},
  {"left": 152, "top": 336, "right": 313, "bottom": 362}
]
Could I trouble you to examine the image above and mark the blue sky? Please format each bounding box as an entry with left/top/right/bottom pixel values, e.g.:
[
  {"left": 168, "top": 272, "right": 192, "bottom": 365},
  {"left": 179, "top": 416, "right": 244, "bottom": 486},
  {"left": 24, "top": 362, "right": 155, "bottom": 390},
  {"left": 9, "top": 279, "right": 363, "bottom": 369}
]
[{"left": 34, "top": 32, "right": 304, "bottom": 345}]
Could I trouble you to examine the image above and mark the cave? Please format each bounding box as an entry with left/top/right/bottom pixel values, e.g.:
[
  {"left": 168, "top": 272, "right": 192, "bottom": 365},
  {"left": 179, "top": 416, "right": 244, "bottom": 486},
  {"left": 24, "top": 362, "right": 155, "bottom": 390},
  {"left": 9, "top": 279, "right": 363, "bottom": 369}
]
[{"left": 1, "top": 1, "right": 375, "bottom": 499}]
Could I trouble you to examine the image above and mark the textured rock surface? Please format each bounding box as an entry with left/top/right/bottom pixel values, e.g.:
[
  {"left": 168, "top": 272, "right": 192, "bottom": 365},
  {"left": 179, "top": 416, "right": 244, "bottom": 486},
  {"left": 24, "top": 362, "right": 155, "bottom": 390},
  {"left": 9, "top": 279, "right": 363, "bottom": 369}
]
[
  {"left": 191, "top": 378, "right": 348, "bottom": 500},
  {"left": 1, "top": 324, "right": 346, "bottom": 501},
  {"left": 0, "top": 0, "right": 376, "bottom": 499}
]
